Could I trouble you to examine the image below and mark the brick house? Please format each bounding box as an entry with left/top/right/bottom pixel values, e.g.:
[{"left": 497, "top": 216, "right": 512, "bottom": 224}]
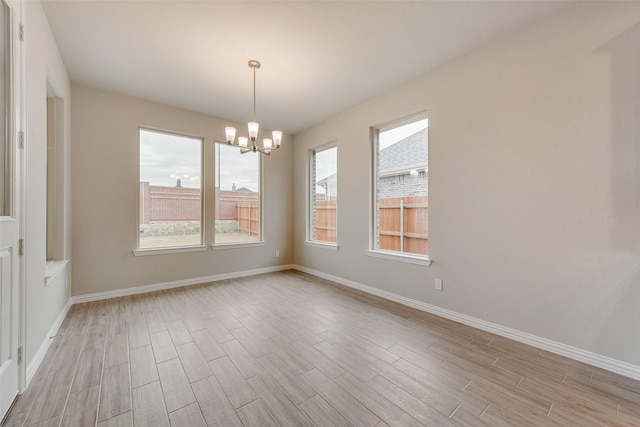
[{"left": 377, "top": 127, "right": 428, "bottom": 198}]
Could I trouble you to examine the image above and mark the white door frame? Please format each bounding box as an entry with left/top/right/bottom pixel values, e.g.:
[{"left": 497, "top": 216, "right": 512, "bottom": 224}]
[
  {"left": 9, "top": 0, "right": 24, "bottom": 393},
  {"left": 0, "top": 0, "right": 24, "bottom": 421},
  {"left": 14, "top": 0, "right": 25, "bottom": 394}
]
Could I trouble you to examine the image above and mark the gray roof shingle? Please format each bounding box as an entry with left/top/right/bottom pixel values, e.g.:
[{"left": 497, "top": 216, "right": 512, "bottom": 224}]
[{"left": 379, "top": 127, "right": 427, "bottom": 175}]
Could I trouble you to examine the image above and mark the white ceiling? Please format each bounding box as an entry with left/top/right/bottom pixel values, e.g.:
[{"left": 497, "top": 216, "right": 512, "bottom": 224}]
[{"left": 42, "top": 1, "right": 570, "bottom": 134}]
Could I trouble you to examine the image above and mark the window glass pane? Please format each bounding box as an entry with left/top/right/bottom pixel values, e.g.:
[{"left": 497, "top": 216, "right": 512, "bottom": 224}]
[
  {"left": 139, "top": 129, "right": 202, "bottom": 249},
  {"left": 215, "top": 143, "right": 260, "bottom": 244},
  {"left": 310, "top": 146, "right": 337, "bottom": 242},
  {"left": 0, "top": 1, "right": 10, "bottom": 216},
  {"left": 375, "top": 117, "right": 428, "bottom": 255}
]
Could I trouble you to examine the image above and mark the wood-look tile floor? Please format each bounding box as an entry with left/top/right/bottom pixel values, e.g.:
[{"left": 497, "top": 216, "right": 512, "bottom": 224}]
[{"left": 3, "top": 270, "right": 640, "bottom": 426}]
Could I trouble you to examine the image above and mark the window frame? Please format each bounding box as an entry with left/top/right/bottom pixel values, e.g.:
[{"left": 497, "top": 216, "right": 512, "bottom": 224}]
[
  {"left": 306, "top": 141, "right": 339, "bottom": 249},
  {"left": 134, "top": 126, "right": 206, "bottom": 255},
  {"left": 44, "top": 86, "right": 70, "bottom": 282},
  {"left": 368, "top": 113, "right": 431, "bottom": 266},
  {"left": 211, "top": 140, "right": 264, "bottom": 248}
]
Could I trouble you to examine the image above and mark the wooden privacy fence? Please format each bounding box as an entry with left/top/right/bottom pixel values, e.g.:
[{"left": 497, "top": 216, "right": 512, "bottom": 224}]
[
  {"left": 314, "top": 196, "right": 428, "bottom": 254},
  {"left": 314, "top": 200, "right": 337, "bottom": 242},
  {"left": 378, "top": 196, "right": 428, "bottom": 255},
  {"left": 237, "top": 202, "right": 260, "bottom": 236},
  {"left": 218, "top": 190, "right": 259, "bottom": 220}
]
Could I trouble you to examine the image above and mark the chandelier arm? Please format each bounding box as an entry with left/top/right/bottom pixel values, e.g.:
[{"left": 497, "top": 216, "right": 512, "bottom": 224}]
[{"left": 215, "top": 139, "right": 234, "bottom": 146}]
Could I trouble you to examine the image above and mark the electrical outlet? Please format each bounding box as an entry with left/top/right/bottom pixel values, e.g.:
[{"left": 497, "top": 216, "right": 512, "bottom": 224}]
[
  {"left": 435, "top": 278, "right": 443, "bottom": 291},
  {"left": 275, "top": 250, "right": 280, "bottom": 257}
]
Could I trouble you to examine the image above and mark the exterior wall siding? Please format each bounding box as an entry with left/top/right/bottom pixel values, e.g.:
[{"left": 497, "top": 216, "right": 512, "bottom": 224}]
[{"left": 378, "top": 171, "right": 428, "bottom": 199}]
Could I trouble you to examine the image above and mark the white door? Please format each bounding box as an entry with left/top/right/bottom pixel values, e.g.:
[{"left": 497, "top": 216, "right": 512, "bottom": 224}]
[
  {"left": 0, "top": 0, "right": 22, "bottom": 421},
  {"left": 0, "top": 219, "right": 19, "bottom": 420}
]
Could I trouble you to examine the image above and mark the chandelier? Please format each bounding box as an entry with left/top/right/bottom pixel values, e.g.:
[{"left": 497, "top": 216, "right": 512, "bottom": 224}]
[{"left": 224, "top": 60, "right": 282, "bottom": 155}]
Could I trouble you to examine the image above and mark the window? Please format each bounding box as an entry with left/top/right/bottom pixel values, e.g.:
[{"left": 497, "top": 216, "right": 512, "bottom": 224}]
[
  {"left": 308, "top": 144, "right": 337, "bottom": 244},
  {"left": 139, "top": 129, "right": 203, "bottom": 249},
  {"left": 372, "top": 115, "right": 428, "bottom": 257},
  {"left": 214, "top": 142, "right": 261, "bottom": 244}
]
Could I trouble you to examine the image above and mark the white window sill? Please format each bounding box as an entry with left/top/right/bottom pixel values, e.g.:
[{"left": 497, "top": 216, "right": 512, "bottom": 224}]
[
  {"left": 45, "top": 259, "right": 69, "bottom": 285},
  {"left": 304, "top": 241, "right": 339, "bottom": 251},
  {"left": 133, "top": 245, "right": 208, "bottom": 256},
  {"left": 366, "top": 250, "right": 432, "bottom": 266},
  {"left": 212, "top": 241, "right": 265, "bottom": 250}
]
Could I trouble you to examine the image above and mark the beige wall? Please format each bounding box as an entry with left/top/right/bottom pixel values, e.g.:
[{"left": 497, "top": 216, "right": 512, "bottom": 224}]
[
  {"left": 71, "top": 85, "right": 293, "bottom": 296},
  {"left": 293, "top": 1, "right": 640, "bottom": 366},
  {"left": 25, "top": 0, "right": 72, "bottom": 367}
]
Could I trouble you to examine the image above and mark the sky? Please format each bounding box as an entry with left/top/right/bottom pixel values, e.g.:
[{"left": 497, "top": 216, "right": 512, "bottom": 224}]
[
  {"left": 140, "top": 129, "right": 201, "bottom": 188},
  {"left": 379, "top": 118, "right": 428, "bottom": 150},
  {"left": 140, "top": 129, "right": 259, "bottom": 192},
  {"left": 314, "top": 146, "right": 337, "bottom": 195},
  {"left": 215, "top": 143, "right": 259, "bottom": 192}
]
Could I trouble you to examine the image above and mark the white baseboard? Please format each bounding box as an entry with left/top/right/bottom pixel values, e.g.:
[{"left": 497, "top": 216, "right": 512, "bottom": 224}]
[
  {"left": 71, "top": 264, "right": 294, "bottom": 304},
  {"left": 292, "top": 264, "right": 640, "bottom": 381},
  {"left": 65, "top": 262, "right": 640, "bottom": 380},
  {"left": 26, "top": 297, "right": 72, "bottom": 387}
]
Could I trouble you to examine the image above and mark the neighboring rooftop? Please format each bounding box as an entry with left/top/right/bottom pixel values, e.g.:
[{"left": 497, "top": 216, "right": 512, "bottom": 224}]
[{"left": 379, "top": 128, "right": 428, "bottom": 176}]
